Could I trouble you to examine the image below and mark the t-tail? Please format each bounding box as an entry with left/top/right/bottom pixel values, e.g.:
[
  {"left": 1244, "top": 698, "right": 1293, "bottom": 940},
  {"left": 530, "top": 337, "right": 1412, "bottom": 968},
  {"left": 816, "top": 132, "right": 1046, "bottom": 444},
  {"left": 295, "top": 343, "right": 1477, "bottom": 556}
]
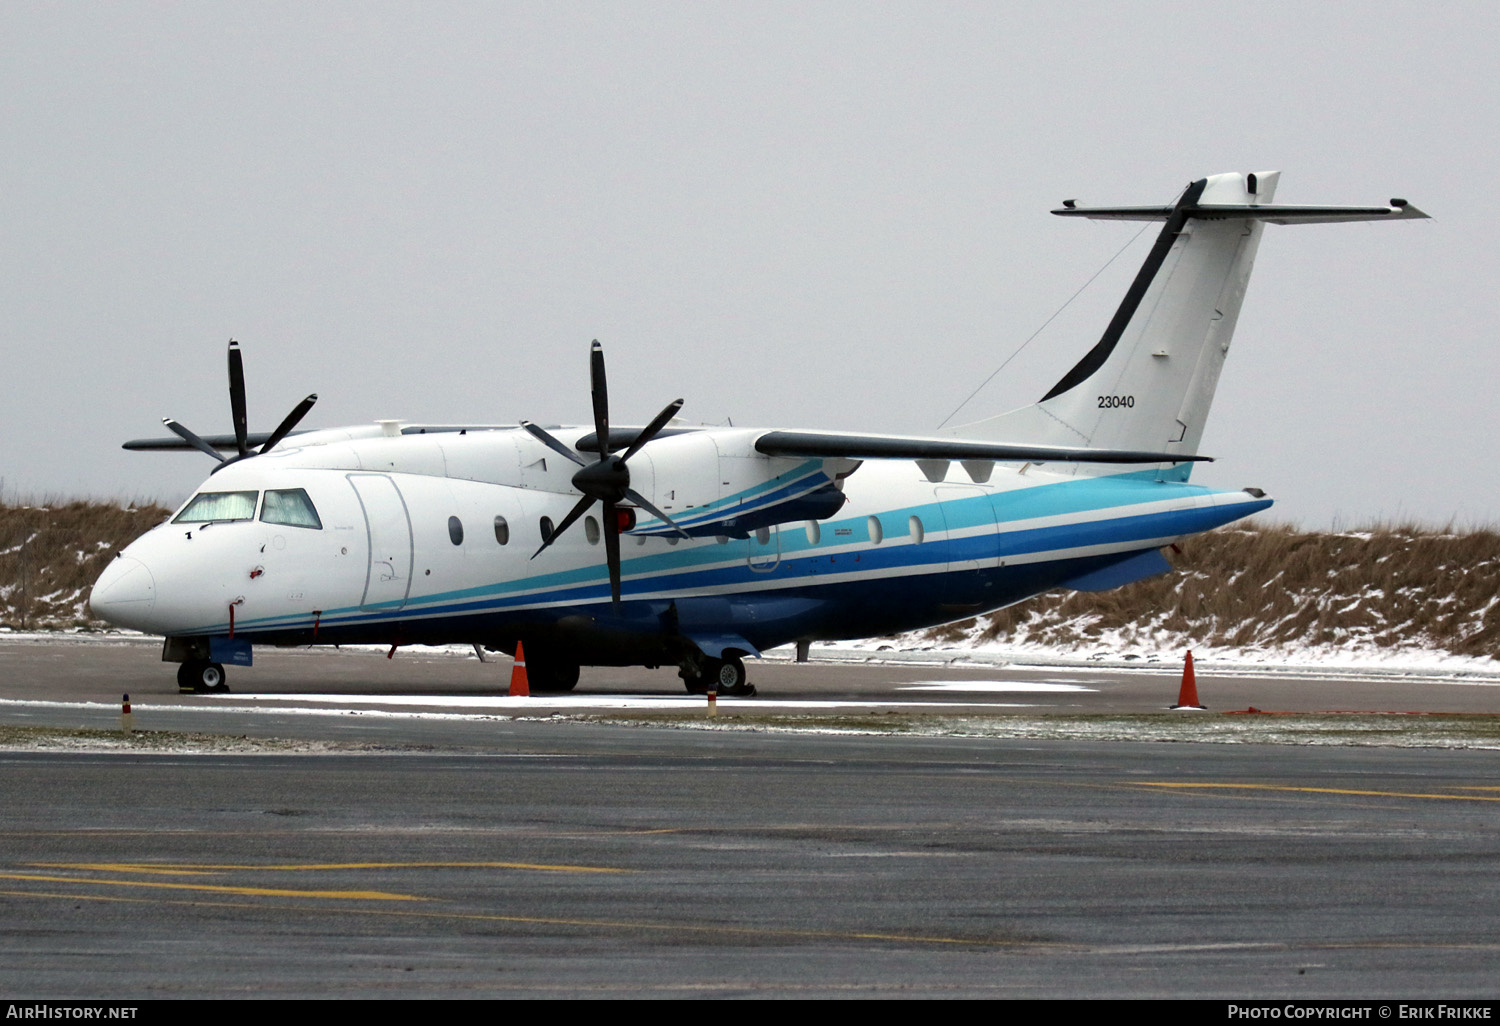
[{"left": 946, "top": 171, "right": 1427, "bottom": 479}]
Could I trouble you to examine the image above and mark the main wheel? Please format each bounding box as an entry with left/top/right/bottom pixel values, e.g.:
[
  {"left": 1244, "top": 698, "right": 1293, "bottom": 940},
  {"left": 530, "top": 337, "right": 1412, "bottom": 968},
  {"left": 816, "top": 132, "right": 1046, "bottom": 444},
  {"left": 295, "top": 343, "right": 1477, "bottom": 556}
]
[
  {"left": 528, "top": 658, "right": 580, "bottom": 693},
  {"left": 682, "top": 655, "right": 752, "bottom": 696},
  {"left": 713, "top": 655, "right": 747, "bottom": 692},
  {"left": 178, "top": 659, "right": 229, "bottom": 693}
]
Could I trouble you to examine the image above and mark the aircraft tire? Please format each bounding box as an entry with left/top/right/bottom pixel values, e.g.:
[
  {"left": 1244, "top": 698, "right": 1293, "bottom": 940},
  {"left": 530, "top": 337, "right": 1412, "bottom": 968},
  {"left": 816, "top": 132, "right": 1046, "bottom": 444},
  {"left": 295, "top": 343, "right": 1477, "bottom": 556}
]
[
  {"left": 683, "top": 655, "right": 753, "bottom": 696},
  {"left": 528, "top": 658, "right": 580, "bottom": 693},
  {"left": 178, "top": 659, "right": 230, "bottom": 694}
]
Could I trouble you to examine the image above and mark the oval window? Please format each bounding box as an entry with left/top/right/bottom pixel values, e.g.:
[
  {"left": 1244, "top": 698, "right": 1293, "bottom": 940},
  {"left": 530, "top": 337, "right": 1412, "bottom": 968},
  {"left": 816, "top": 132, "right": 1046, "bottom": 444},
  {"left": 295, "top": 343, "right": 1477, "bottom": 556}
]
[
  {"left": 585, "top": 516, "right": 600, "bottom": 545},
  {"left": 909, "top": 515, "right": 924, "bottom": 544},
  {"left": 493, "top": 515, "right": 510, "bottom": 545},
  {"left": 540, "top": 516, "right": 555, "bottom": 543},
  {"left": 805, "top": 521, "right": 821, "bottom": 545},
  {"left": 755, "top": 526, "right": 771, "bottom": 545},
  {"left": 867, "top": 515, "right": 884, "bottom": 545},
  {"left": 448, "top": 516, "right": 464, "bottom": 546}
]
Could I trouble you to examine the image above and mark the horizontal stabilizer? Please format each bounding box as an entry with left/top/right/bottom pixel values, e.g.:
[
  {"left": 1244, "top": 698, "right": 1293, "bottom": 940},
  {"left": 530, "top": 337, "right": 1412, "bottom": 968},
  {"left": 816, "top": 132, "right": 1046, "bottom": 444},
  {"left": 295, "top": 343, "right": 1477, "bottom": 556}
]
[
  {"left": 755, "top": 430, "right": 1210, "bottom": 464},
  {"left": 1053, "top": 201, "right": 1429, "bottom": 224}
]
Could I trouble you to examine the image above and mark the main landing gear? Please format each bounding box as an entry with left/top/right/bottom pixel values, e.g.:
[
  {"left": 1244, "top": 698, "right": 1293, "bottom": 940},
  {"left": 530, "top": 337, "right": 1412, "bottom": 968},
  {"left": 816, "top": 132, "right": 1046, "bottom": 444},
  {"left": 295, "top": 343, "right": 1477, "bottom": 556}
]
[
  {"left": 177, "top": 659, "right": 230, "bottom": 694},
  {"left": 525, "top": 653, "right": 581, "bottom": 693},
  {"left": 681, "top": 654, "right": 755, "bottom": 697}
]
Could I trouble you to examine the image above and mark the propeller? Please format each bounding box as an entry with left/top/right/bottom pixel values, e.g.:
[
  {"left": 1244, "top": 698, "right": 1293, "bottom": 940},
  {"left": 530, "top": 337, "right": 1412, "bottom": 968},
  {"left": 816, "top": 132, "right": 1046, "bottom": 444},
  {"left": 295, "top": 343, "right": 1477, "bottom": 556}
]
[
  {"left": 163, "top": 340, "right": 318, "bottom": 471},
  {"left": 521, "top": 341, "right": 688, "bottom": 607}
]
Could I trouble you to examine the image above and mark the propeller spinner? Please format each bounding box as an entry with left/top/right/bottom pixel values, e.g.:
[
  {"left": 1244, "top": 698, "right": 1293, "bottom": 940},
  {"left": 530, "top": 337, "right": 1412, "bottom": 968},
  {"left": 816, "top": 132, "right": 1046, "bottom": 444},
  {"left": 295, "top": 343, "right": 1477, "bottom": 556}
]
[
  {"left": 521, "top": 341, "right": 689, "bottom": 607},
  {"left": 163, "top": 340, "right": 317, "bottom": 471}
]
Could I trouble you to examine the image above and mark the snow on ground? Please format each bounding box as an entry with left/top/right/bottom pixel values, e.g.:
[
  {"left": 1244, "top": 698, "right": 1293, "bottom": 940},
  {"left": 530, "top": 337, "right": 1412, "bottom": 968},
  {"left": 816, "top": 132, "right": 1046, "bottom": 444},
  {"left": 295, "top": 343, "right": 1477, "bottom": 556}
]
[
  {"left": 813, "top": 632, "right": 1500, "bottom": 681},
  {"left": 8, "top": 626, "right": 1500, "bottom": 682}
]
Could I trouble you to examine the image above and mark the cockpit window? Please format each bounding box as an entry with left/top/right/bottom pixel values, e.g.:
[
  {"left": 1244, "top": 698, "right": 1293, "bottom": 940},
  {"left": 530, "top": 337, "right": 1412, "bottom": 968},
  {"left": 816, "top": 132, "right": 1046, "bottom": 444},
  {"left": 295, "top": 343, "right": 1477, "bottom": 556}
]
[
  {"left": 260, "top": 488, "right": 323, "bottom": 530},
  {"left": 173, "top": 491, "right": 259, "bottom": 524}
]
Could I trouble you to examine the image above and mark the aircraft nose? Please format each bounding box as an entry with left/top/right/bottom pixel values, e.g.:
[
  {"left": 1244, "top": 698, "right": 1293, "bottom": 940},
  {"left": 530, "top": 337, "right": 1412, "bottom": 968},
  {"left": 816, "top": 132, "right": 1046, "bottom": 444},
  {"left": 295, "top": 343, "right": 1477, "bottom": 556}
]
[{"left": 89, "top": 556, "right": 157, "bottom": 627}]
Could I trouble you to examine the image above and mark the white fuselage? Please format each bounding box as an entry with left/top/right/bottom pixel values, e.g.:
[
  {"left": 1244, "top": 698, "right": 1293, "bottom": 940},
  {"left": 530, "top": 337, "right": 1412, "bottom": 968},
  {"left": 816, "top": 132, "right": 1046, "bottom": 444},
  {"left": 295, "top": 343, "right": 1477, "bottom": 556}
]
[{"left": 90, "top": 424, "right": 1269, "bottom": 663}]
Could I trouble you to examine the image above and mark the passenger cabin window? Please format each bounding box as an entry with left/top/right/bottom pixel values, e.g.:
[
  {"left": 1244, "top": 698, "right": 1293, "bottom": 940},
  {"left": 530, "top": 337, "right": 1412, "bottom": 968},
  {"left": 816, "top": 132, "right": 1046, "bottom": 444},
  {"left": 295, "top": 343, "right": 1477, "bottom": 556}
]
[
  {"left": 494, "top": 516, "right": 510, "bottom": 545},
  {"left": 174, "top": 491, "right": 258, "bottom": 524},
  {"left": 585, "top": 516, "right": 600, "bottom": 545},
  {"left": 909, "top": 515, "right": 924, "bottom": 544},
  {"left": 540, "top": 516, "right": 555, "bottom": 543},
  {"left": 260, "top": 489, "right": 323, "bottom": 530},
  {"left": 448, "top": 516, "right": 464, "bottom": 545}
]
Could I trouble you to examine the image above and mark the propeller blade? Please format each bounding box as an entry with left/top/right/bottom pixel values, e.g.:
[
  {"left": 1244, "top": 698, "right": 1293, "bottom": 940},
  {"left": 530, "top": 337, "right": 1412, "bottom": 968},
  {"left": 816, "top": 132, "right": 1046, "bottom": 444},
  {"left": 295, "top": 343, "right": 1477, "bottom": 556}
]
[
  {"left": 529, "top": 493, "right": 595, "bottom": 559},
  {"left": 520, "top": 421, "right": 589, "bottom": 467},
  {"left": 227, "top": 340, "right": 249, "bottom": 458},
  {"left": 260, "top": 394, "right": 318, "bottom": 454},
  {"left": 588, "top": 341, "right": 610, "bottom": 455},
  {"left": 529, "top": 340, "right": 681, "bottom": 608},
  {"left": 602, "top": 499, "right": 623, "bottom": 606},
  {"left": 162, "top": 418, "right": 228, "bottom": 463},
  {"left": 619, "top": 398, "right": 684, "bottom": 463},
  {"left": 624, "top": 487, "right": 690, "bottom": 538}
]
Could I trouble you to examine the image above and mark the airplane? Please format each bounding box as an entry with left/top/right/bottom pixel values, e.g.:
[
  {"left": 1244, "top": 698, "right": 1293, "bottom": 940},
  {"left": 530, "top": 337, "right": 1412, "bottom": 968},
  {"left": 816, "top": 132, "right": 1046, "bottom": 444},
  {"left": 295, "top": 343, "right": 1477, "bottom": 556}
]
[{"left": 89, "top": 171, "right": 1426, "bottom": 695}]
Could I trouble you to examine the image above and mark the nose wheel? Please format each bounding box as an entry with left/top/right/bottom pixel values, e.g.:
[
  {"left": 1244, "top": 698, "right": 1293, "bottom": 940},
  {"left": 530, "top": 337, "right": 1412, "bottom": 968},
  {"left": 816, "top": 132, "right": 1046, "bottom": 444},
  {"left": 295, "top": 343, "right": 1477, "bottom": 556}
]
[{"left": 177, "top": 660, "right": 230, "bottom": 694}]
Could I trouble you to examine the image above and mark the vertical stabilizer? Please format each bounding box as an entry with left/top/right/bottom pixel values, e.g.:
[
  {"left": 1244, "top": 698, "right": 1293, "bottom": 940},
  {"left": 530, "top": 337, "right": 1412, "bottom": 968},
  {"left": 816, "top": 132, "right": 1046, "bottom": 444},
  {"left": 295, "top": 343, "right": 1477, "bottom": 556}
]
[{"left": 948, "top": 171, "right": 1279, "bottom": 478}]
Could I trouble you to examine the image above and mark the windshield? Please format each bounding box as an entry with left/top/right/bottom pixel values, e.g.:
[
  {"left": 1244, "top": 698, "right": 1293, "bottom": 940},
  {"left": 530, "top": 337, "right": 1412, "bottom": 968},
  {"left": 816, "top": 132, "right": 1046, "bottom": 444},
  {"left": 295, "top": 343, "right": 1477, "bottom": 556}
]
[
  {"left": 173, "top": 491, "right": 259, "bottom": 523},
  {"left": 260, "top": 488, "right": 322, "bottom": 529}
]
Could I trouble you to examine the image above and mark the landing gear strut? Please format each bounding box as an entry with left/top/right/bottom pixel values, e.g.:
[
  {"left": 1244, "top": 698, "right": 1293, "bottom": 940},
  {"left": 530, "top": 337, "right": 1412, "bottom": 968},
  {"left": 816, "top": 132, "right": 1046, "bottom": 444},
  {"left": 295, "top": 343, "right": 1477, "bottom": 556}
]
[
  {"left": 177, "top": 659, "right": 229, "bottom": 694},
  {"left": 681, "top": 654, "right": 755, "bottom": 697}
]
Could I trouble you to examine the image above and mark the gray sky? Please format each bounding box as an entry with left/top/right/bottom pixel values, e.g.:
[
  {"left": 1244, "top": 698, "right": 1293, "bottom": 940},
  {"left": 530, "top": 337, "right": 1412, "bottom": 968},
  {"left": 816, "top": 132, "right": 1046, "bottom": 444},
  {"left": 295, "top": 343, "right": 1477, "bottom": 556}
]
[{"left": 4, "top": 2, "right": 1495, "bottom": 527}]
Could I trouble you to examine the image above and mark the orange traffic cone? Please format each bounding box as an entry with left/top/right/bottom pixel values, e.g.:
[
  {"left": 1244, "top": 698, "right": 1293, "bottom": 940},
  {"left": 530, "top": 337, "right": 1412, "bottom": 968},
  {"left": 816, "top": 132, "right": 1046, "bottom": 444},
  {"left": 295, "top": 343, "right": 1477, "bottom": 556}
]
[
  {"left": 509, "top": 641, "right": 530, "bottom": 697},
  {"left": 1171, "top": 650, "right": 1206, "bottom": 710}
]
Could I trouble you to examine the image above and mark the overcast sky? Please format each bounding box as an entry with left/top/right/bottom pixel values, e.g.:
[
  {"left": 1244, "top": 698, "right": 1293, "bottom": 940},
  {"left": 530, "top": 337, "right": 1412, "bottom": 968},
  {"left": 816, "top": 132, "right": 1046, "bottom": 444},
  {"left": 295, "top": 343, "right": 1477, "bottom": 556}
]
[{"left": 4, "top": 2, "right": 1495, "bottom": 528}]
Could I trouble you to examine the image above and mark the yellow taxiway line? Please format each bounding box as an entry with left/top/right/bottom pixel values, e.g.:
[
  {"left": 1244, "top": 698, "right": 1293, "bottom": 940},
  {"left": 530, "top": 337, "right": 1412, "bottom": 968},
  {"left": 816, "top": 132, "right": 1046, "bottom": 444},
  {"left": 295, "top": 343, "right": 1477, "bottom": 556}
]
[
  {"left": 1131, "top": 782, "right": 1500, "bottom": 802},
  {"left": 0, "top": 871, "right": 422, "bottom": 901},
  {"left": 30, "top": 859, "right": 633, "bottom": 875}
]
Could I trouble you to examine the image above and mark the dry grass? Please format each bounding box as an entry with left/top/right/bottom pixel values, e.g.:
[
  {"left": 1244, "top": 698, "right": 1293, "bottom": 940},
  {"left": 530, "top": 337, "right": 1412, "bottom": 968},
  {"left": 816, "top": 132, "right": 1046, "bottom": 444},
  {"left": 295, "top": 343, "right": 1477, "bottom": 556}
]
[
  {"left": 945, "top": 522, "right": 1500, "bottom": 659},
  {"left": 0, "top": 499, "right": 170, "bottom": 629}
]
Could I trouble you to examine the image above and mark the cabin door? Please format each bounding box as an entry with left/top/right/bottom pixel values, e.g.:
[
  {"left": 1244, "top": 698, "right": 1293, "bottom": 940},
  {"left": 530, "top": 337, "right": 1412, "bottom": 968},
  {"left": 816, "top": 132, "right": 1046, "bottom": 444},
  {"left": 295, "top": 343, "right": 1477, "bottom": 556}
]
[{"left": 347, "top": 473, "right": 414, "bottom": 611}]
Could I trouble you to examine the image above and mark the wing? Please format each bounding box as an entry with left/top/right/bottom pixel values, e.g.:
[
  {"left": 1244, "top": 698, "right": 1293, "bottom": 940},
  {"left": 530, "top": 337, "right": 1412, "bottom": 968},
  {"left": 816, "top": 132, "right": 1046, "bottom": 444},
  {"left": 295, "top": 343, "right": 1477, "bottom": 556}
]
[{"left": 753, "top": 430, "right": 1211, "bottom": 465}]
